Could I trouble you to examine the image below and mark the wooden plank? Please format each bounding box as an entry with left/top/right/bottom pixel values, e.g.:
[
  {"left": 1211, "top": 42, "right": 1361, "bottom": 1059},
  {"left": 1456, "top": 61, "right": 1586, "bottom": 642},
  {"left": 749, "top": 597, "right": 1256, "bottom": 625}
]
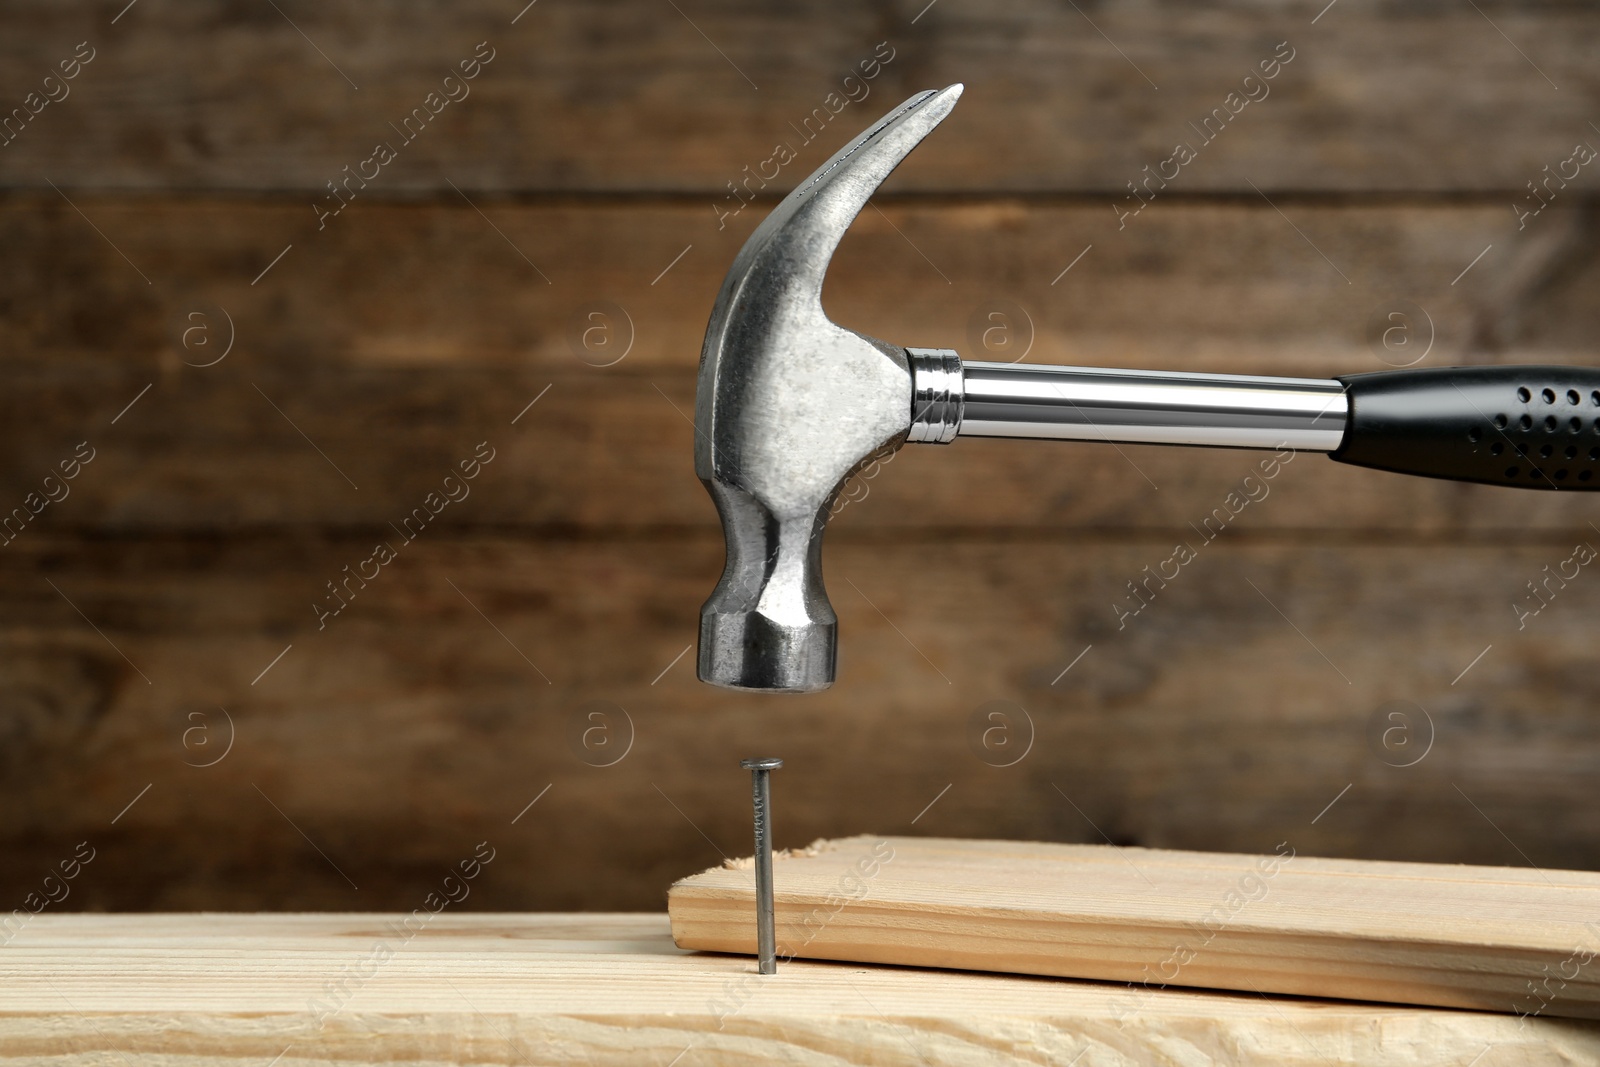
[
  {"left": 1, "top": 196, "right": 1597, "bottom": 532},
  {"left": 3, "top": 534, "right": 1600, "bottom": 915},
  {"left": 3, "top": 197, "right": 1594, "bottom": 371},
  {"left": 19, "top": 366, "right": 1600, "bottom": 534},
  {"left": 670, "top": 835, "right": 1600, "bottom": 1020},
  {"left": 1, "top": 913, "right": 1595, "bottom": 1065},
  {"left": 4, "top": 1, "right": 1598, "bottom": 192}
]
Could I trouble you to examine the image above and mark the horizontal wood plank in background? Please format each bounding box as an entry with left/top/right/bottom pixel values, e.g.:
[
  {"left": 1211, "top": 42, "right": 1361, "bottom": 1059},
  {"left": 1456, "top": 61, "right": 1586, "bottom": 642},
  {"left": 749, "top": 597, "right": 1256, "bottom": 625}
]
[
  {"left": 5, "top": 914, "right": 1589, "bottom": 1066},
  {"left": 671, "top": 835, "right": 1600, "bottom": 1017},
  {"left": 6, "top": 198, "right": 1597, "bottom": 369},
  {"left": 0, "top": 196, "right": 1596, "bottom": 531},
  {"left": 4, "top": 0, "right": 1600, "bottom": 921},
  {"left": 1, "top": 1, "right": 1597, "bottom": 193},
  {"left": 1, "top": 534, "right": 1597, "bottom": 912}
]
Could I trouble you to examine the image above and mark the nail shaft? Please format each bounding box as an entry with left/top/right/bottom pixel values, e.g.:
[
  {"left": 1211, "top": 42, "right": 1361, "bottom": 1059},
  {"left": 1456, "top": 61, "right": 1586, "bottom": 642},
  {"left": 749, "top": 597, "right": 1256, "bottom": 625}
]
[{"left": 740, "top": 757, "right": 783, "bottom": 975}]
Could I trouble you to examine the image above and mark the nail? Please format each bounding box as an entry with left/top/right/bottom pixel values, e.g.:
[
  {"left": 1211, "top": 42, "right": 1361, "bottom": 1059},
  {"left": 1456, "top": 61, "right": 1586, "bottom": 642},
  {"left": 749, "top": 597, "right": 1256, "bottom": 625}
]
[{"left": 739, "top": 756, "right": 783, "bottom": 974}]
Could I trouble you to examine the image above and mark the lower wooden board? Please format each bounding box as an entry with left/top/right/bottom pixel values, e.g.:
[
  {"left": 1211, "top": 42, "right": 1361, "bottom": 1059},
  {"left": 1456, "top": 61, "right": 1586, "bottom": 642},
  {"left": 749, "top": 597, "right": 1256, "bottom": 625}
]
[
  {"left": 1, "top": 913, "right": 1596, "bottom": 1066},
  {"left": 670, "top": 836, "right": 1600, "bottom": 1020}
]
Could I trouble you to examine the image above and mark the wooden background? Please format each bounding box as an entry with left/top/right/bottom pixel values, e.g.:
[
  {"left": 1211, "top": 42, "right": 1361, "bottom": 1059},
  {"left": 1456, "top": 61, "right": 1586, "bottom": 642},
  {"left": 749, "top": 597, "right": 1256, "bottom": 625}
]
[{"left": 2, "top": 0, "right": 1599, "bottom": 913}]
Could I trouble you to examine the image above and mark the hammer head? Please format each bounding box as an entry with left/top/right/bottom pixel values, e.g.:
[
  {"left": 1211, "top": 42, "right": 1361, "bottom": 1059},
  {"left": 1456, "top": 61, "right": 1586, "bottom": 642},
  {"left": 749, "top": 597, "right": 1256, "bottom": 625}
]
[{"left": 695, "top": 85, "right": 963, "bottom": 692}]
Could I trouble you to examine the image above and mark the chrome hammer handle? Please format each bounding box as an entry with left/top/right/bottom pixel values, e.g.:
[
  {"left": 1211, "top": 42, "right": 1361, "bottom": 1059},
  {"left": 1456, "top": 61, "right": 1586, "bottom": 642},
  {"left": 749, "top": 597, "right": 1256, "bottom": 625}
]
[
  {"left": 906, "top": 350, "right": 1348, "bottom": 451},
  {"left": 908, "top": 351, "right": 1600, "bottom": 491}
]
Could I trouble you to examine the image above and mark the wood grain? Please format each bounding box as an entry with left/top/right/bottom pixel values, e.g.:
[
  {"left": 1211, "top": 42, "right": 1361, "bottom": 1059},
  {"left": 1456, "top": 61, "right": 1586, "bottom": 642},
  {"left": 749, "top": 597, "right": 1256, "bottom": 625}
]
[
  {"left": 15, "top": 366, "right": 1600, "bottom": 533},
  {"left": 3, "top": 0, "right": 1600, "bottom": 923},
  {"left": 3, "top": 197, "right": 1594, "bottom": 370},
  {"left": 2, "top": 912, "right": 1596, "bottom": 1066},
  {"left": 0, "top": 196, "right": 1595, "bottom": 532},
  {"left": 2, "top": 533, "right": 1598, "bottom": 913},
  {"left": 671, "top": 835, "right": 1600, "bottom": 1019},
  {"left": 3, "top": 1, "right": 1597, "bottom": 192}
]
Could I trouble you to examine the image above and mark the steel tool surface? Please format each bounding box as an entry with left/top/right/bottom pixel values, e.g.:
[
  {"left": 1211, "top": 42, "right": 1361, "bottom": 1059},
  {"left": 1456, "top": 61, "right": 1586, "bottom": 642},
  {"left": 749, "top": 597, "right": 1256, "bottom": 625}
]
[{"left": 694, "top": 84, "right": 1600, "bottom": 693}]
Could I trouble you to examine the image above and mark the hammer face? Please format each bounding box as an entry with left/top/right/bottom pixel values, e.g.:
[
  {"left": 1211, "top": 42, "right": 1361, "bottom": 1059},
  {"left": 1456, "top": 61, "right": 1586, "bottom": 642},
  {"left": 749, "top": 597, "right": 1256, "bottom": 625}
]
[
  {"left": 697, "top": 329, "right": 910, "bottom": 692},
  {"left": 697, "top": 478, "right": 837, "bottom": 692},
  {"left": 693, "top": 85, "right": 963, "bottom": 692}
]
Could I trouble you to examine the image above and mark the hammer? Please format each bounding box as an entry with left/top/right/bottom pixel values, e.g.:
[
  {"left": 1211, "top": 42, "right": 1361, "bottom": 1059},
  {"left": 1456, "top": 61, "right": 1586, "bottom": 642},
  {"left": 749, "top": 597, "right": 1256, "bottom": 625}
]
[{"left": 695, "top": 84, "right": 1600, "bottom": 693}]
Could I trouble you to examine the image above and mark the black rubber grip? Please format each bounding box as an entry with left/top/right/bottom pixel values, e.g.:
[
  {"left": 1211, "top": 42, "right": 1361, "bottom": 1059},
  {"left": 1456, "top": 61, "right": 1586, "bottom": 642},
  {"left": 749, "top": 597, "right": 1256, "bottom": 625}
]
[{"left": 1332, "top": 366, "right": 1600, "bottom": 490}]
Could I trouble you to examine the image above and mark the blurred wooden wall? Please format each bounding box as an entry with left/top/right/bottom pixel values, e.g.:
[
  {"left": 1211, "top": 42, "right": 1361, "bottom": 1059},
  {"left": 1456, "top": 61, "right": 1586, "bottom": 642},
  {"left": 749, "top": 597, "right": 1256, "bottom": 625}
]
[{"left": 2, "top": 0, "right": 1599, "bottom": 912}]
